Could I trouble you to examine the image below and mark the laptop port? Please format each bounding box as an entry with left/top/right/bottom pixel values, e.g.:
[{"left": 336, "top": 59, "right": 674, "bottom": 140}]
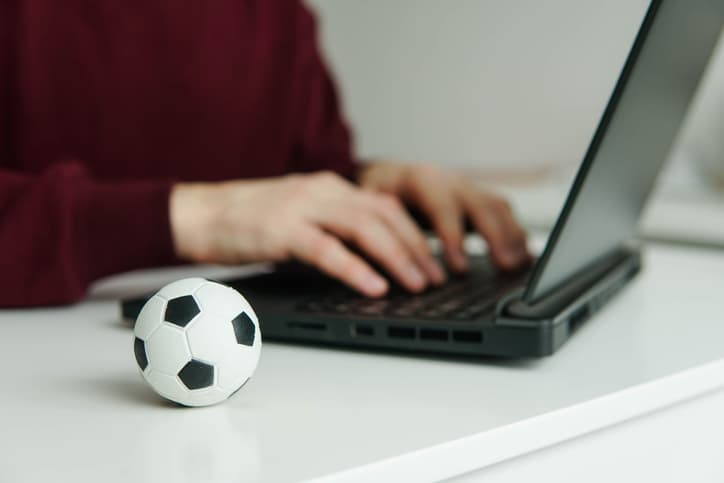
[
  {"left": 287, "top": 321, "right": 327, "bottom": 331},
  {"left": 420, "top": 328, "right": 449, "bottom": 342},
  {"left": 354, "top": 325, "right": 374, "bottom": 337},
  {"left": 452, "top": 330, "right": 483, "bottom": 343},
  {"left": 388, "top": 326, "right": 415, "bottom": 339}
]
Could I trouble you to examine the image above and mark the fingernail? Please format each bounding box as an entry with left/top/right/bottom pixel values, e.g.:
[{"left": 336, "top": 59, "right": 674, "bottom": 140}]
[
  {"left": 426, "top": 259, "right": 446, "bottom": 285},
  {"left": 504, "top": 247, "right": 524, "bottom": 266},
  {"left": 364, "top": 274, "right": 388, "bottom": 295},
  {"left": 406, "top": 265, "right": 426, "bottom": 289},
  {"left": 452, "top": 250, "right": 469, "bottom": 272}
]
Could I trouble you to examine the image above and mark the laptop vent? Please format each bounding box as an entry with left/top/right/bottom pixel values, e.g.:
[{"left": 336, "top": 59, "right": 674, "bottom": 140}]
[
  {"left": 420, "top": 328, "right": 449, "bottom": 342},
  {"left": 286, "top": 321, "right": 327, "bottom": 331},
  {"left": 354, "top": 324, "right": 483, "bottom": 345},
  {"left": 452, "top": 330, "right": 483, "bottom": 343},
  {"left": 387, "top": 326, "right": 415, "bottom": 339}
]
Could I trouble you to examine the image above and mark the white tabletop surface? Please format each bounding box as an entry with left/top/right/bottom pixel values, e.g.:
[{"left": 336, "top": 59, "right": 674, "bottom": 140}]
[
  {"left": 450, "top": 385, "right": 724, "bottom": 483},
  {"left": 2, "top": 240, "right": 724, "bottom": 483}
]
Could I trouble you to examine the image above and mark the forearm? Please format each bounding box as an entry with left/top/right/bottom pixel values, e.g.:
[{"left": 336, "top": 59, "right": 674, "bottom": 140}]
[{"left": 0, "top": 161, "right": 179, "bottom": 307}]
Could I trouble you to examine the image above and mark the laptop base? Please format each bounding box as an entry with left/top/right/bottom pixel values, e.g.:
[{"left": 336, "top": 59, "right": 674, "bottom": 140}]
[{"left": 122, "top": 249, "right": 641, "bottom": 358}]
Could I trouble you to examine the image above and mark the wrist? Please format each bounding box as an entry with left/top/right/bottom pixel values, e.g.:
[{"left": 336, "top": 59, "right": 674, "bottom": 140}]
[
  {"left": 357, "top": 161, "right": 408, "bottom": 193},
  {"left": 169, "top": 182, "right": 221, "bottom": 262}
]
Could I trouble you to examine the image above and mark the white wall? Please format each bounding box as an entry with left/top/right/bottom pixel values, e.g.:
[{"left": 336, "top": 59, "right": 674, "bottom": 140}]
[{"left": 308, "top": 0, "right": 650, "bottom": 170}]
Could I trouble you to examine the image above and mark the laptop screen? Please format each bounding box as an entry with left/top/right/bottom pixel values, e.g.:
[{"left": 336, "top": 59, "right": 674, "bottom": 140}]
[{"left": 525, "top": 0, "right": 724, "bottom": 303}]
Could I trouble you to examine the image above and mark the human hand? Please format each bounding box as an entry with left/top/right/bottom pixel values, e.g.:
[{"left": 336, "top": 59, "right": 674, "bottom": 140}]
[
  {"left": 358, "top": 162, "right": 530, "bottom": 272},
  {"left": 169, "top": 172, "right": 446, "bottom": 297}
]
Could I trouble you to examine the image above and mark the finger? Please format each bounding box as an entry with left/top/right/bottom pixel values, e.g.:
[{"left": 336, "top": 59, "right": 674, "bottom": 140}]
[
  {"left": 461, "top": 190, "right": 528, "bottom": 269},
  {"left": 406, "top": 181, "right": 468, "bottom": 272},
  {"left": 326, "top": 210, "right": 429, "bottom": 293},
  {"left": 290, "top": 223, "right": 389, "bottom": 297},
  {"left": 300, "top": 178, "right": 430, "bottom": 292},
  {"left": 314, "top": 196, "right": 430, "bottom": 292},
  {"left": 489, "top": 197, "right": 531, "bottom": 265},
  {"left": 365, "top": 193, "right": 446, "bottom": 285}
]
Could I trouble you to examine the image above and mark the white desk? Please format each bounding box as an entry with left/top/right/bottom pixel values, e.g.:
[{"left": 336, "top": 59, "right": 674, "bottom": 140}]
[{"left": 2, "top": 241, "right": 724, "bottom": 482}]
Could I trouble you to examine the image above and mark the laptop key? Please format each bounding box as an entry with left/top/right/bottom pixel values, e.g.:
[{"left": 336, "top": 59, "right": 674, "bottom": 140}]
[
  {"left": 420, "top": 308, "right": 445, "bottom": 319},
  {"left": 297, "top": 256, "right": 531, "bottom": 320},
  {"left": 466, "top": 302, "right": 495, "bottom": 318},
  {"left": 300, "top": 301, "right": 324, "bottom": 312},
  {"left": 391, "top": 307, "right": 416, "bottom": 317},
  {"left": 452, "top": 311, "right": 475, "bottom": 321},
  {"left": 357, "top": 302, "right": 389, "bottom": 315}
]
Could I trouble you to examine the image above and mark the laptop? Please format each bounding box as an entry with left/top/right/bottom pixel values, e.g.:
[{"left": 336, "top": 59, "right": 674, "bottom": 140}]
[{"left": 123, "top": 0, "right": 723, "bottom": 357}]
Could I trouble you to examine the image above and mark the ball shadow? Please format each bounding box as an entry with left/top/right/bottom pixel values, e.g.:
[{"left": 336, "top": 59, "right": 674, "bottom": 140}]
[{"left": 84, "top": 375, "right": 181, "bottom": 409}]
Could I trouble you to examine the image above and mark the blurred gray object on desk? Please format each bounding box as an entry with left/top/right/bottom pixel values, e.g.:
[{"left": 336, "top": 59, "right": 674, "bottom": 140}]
[
  {"left": 477, "top": 154, "right": 724, "bottom": 252},
  {"left": 479, "top": 155, "right": 724, "bottom": 249}
]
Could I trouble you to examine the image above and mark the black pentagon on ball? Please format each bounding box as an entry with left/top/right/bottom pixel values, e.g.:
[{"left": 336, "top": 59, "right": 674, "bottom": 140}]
[
  {"left": 164, "top": 295, "right": 200, "bottom": 327},
  {"left": 134, "top": 337, "right": 148, "bottom": 371},
  {"left": 231, "top": 312, "right": 255, "bottom": 346},
  {"left": 178, "top": 359, "right": 215, "bottom": 390}
]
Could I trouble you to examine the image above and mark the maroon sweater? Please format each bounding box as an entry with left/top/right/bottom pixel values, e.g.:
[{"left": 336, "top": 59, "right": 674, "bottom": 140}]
[{"left": 0, "top": 0, "right": 357, "bottom": 307}]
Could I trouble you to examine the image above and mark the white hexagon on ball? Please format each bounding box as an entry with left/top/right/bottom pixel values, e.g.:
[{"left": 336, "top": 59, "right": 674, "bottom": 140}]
[
  {"left": 145, "top": 369, "right": 189, "bottom": 403},
  {"left": 133, "top": 278, "right": 262, "bottom": 407},
  {"left": 134, "top": 295, "right": 166, "bottom": 341},
  {"left": 146, "top": 325, "right": 192, "bottom": 375},
  {"left": 186, "top": 311, "right": 238, "bottom": 364}
]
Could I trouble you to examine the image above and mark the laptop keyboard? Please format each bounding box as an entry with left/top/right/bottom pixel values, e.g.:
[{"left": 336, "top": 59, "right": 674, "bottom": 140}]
[{"left": 298, "top": 258, "right": 530, "bottom": 321}]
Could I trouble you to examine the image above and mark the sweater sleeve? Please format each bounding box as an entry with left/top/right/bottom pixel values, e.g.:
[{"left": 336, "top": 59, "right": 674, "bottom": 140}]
[
  {"left": 0, "top": 161, "right": 180, "bottom": 307},
  {"left": 289, "top": 1, "right": 359, "bottom": 180}
]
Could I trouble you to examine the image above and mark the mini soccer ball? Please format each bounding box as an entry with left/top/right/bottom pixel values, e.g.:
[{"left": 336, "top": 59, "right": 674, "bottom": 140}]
[{"left": 133, "top": 278, "right": 262, "bottom": 407}]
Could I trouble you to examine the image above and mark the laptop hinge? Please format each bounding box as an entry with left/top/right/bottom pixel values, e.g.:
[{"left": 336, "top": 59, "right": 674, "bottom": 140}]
[{"left": 504, "top": 247, "right": 640, "bottom": 319}]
